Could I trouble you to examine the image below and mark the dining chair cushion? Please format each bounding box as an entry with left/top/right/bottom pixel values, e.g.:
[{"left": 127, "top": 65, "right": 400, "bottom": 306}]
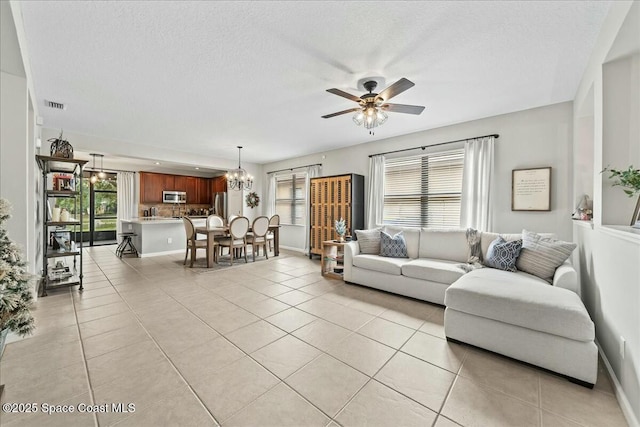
[
  {"left": 219, "top": 238, "right": 245, "bottom": 246},
  {"left": 189, "top": 239, "right": 208, "bottom": 248},
  {"left": 247, "top": 236, "right": 266, "bottom": 243}
]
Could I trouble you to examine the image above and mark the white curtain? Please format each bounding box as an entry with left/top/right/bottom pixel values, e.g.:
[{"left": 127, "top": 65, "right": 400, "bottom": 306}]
[
  {"left": 304, "top": 165, "right": 322, "bottom": 255},
  {"left": 366, "top": 155, "right": 385, "bottom": 229},
  {"left": 460, "top": 136, "right": 495, "bottom": 231},
  {"left": 116, "top": 172, "right": 136, "bottom": 242},
  {"left": 264, "top": 172, "right": 276, "bottom": 217}
]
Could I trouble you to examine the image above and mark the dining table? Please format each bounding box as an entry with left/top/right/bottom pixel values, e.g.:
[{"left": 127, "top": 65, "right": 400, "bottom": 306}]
[{"left": 195, "top": 225, "right": 281, "bottom": 268}]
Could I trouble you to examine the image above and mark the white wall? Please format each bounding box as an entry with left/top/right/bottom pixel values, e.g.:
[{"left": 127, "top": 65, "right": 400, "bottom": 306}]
[
  {"left": 572, "top": 2, "right": 639, "bottom": 425},
  {"left": 602, "top": 54, "right": 640, "bottom": 225},
  {"left": 264, "top": 102, "right": 574, "bottom": 250},
  {"left": 0, "top": 71, "right": 29, "bottom": 253}
]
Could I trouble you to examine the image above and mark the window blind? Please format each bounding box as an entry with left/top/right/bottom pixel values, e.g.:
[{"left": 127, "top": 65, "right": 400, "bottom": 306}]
[
  {"left": 275, "top": 173, "right": 306, "bottom": 225},
  {"left": 383, "top": 148, "right": 464, "bottom": 229}
]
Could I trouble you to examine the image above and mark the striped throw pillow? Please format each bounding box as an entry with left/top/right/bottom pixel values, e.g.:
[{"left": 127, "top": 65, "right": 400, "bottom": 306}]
[
  {"left": 515, "top": 230, "right": 576, "bottom": 283},
  {"left": 355, "top": 228, "right": 381, "bottom": 254}
]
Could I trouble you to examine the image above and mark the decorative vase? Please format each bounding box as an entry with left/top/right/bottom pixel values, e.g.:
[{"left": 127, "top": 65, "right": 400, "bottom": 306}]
[
  {"left": 52, "top": 207, "right": 61, "bottom": 222},
  {"left": 60, "top": 208, "right": 70, "bottom": 222},
  {"left": 338, "top": 234, "right": 345, "bottom": 242}
]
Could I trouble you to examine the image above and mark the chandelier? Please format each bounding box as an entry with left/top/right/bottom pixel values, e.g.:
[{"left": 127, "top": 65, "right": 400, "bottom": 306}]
[{"left": 226, "top": 146, "right": 253, "bottom": 191}]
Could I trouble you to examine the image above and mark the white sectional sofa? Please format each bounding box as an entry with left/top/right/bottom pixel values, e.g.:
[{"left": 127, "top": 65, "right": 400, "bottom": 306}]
[{"left": 343, "top": 226, "right": 597, "bottom": 386}]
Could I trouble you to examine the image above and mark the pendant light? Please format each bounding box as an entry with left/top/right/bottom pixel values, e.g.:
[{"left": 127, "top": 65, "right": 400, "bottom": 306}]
[
  {"left": 97, "top": 154, "right": 106, "bottom": 179},
  {"left": 89, "top": 154, "right": 99, "bottom": 184}
]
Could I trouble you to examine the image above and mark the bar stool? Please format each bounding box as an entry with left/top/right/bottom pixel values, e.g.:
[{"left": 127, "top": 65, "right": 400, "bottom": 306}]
[{"left": 116, "top": 232, "right": 139, "bottom": 258}]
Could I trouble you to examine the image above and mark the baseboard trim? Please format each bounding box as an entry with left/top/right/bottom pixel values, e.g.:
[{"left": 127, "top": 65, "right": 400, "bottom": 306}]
[
  {"left": 138, "top": 249, "right": 184, "bottom": 258},
  {"left": 596, "top": 339, "right": 640, "bottom": 427},
  {"left": 278, "top": 245, "right": 305, "bottom": 254}
]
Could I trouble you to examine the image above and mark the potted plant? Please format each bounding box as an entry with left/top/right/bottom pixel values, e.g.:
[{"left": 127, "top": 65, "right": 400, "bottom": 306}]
[
  {"left": 334, "top": 217, "right": 347, "bottom": 242},
  {"left": 0, "top": 199, "right": 35, "bottom": 359},
  {"left": 603, "top": 166, "right": 640, "bottom": 227}
]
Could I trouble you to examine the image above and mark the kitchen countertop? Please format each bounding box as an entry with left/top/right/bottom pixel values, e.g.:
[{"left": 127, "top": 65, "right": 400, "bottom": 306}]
[{"left": 121, "top": 217, "right": 207, "bottom": 225}]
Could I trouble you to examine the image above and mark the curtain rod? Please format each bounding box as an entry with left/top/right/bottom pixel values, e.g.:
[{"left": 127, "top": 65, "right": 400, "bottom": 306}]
[
  {"left": 266, "top": 163, "right": 322, "bottom": 175},
  {"left": 368, "top": 133, "right": 500, "bottom": 158},
  {"left": 85, "top": 168, "right": 137, "bottom": 174}
]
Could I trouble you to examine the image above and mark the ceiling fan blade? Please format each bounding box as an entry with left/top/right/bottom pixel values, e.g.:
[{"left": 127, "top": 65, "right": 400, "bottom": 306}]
[
  {"left": 321, "top": 107, "right": 361, "bottom": 119},
  {"left": 377, "top": 78, "right": 415, "bottom": 102},
  {"left": 381, "top": 103, "right": 425, "bottom": 115},
  {"left": 326, "top": 88, "right": 362, "bottom": 103}
]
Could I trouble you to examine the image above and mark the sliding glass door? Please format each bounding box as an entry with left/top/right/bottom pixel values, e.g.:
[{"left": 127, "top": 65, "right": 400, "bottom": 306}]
[{"left": 91, "top": 173, "right": 117, "bottom": 245}]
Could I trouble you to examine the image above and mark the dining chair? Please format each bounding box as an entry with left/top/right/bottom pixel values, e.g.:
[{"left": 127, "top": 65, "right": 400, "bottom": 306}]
[
  {"left": 246, "top": 216, "right": 270, "bottom": 261},
  {"left": 182, "top": 217, "right": 211, "bottom": 267},
  {"left": 267, "top": 214, "right": 279, "bottom": 252},
  {"left": 206, "top": 214, "right": 224, "bottom": 229},
  {"left": 218, "top": 216, "right": 249, "bottom": 265},
  {"left": 228, "top": 214, "right": 239, "bottom": 224},
  {"left": 207, "top": 214, "right": 227, "bottom": 258}
]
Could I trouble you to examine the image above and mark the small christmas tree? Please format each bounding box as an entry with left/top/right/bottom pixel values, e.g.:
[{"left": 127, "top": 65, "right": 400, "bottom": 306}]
[{"left": 0, "top": 198, "right": 35, "bottom": 337}]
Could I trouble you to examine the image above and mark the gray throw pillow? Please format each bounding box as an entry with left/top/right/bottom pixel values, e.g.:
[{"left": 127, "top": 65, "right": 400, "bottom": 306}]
[
  {"left": 379, "top": 231, "right": 408, "bottom": 258},
  {"left": 516, "top": 229, "right": 576, "bottom": 283},
  {"left": 354, "top": 228, "right": 381, "bottom": 254},
  {"left": 484, "top": 236, "right": 522, "bottom": 272}
]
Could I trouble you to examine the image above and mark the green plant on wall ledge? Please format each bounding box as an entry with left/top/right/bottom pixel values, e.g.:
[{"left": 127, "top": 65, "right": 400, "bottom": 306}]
[
  {"left": 603, "top": 165, "right": 640, "bottom": 196},
  {"left": 602, "top": 165, "right": 640, "bottom": 227}
]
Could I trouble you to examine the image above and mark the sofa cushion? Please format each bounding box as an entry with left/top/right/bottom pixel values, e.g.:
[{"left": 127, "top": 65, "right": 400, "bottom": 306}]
[
  {"left": 383, "top": 226, "right": 420, "bottom": 259},
  {"left": 355, "top": 228, "right": 381, "bottom": 254},
  {"left": 380, "top": 231, "right": 408, "bottom": 258},
  {"left": 484, "top": 237, "right": 522, "bottom": 272},
  {"left": 516, "top": 230, "right": 577, "bottom": 283},
  {"left": 402, "top": 259, "right": 466, "bottom": 284},
  {"left": 444, "top": 268, "right": 594, "bottom": 342},
  {"left": 352, "top": 254, "right": 410, "bottom": 276},
  {"left": 419, "top": 229, "right": 469, "bottom": 263},
  {"left": 480, "top": 231, "right": 554, "bottom": 261}
]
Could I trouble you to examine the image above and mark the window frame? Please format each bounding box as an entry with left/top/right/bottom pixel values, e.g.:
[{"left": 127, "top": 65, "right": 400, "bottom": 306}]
[
  {"left": 274, "top": 172, "right": 307, "bottom": 226},
  {"left": 383, "top": 148, "right": 465, "bottom": 229}
]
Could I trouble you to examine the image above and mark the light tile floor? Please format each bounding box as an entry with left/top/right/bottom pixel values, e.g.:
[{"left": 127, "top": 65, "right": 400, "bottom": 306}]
[{"left": 0, "top": 246, "right": 628, "bottom": 427}]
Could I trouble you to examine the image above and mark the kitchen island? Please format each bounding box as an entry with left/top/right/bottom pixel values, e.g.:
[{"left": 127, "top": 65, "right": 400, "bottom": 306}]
[{"left": 120, "top": 217, "right": 206, "bottom": 257}]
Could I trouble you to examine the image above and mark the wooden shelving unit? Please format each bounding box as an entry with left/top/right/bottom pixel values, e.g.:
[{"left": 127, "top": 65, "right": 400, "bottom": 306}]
[
  {"left": 36, "top": 155, "right": 88, "bottom": 296},
  {"left": 321, "top": 240, "right": 346, "bottom": 280}
]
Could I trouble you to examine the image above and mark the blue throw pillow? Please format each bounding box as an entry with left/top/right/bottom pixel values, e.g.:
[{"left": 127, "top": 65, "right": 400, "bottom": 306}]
[
  {"left": 484, "top": 236, "right": 522, "bottom": 272},
  {"left": 379, "top": 231, "right": 408, "bottom": 258}
]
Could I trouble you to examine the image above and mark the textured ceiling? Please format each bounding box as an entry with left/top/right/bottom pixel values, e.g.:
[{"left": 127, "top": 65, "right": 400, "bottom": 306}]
[{"left": 19, "top": 1, "right": 610, "bottom": 164}]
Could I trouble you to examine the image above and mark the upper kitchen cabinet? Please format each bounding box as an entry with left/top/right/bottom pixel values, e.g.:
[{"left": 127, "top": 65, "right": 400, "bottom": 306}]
[
  {"left": 197, "top": 178, "right": 211, "bottom": 205},
  {"left": 211, "top": 176, "right": 227, "bottom": 193},
  {"left": 185, "top": 177, "right": 198, "bottom": 204},
  {"left": 174, "top": 175, "right": 187, "bottom": 193},
  {"left": 140, "top": 172, "right": 213, "bottom": 204},
  {"left": 140, "top": 172, "right": 174, "bottom": 204}
]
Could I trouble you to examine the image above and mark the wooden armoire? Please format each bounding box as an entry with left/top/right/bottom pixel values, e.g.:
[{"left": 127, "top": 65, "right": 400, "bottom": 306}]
[{"left": 309, "top": 174, "right": 364, "bottom": 258}]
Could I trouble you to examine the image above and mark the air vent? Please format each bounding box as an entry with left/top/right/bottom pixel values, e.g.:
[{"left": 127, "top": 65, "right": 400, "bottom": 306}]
[{"left": 44, "top": 99, "right": 65, "bottom": 110}]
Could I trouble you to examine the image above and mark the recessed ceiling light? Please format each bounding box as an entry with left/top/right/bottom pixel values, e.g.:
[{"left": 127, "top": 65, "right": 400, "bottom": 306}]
[
  {"left": 195, "top": 167, "right": 200, "bottom": 170},
  {"left": 154, "top": 162, "right": 160, "bottom": 165}
]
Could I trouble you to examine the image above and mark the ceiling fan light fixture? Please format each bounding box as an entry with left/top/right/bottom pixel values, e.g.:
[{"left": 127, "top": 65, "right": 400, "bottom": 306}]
[{"left": 352, "top": 111, "right": 364, "bottom": 125}]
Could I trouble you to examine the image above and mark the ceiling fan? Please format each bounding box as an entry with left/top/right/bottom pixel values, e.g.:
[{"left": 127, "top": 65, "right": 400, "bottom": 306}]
[{"left": 322, "top": 77, "right": 425, "bottom": 134}]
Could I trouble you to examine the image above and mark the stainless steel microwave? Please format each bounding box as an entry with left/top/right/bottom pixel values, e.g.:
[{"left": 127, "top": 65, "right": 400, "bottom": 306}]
[{"left": 162, "top": 191, "right": 187, "bottom": 204}]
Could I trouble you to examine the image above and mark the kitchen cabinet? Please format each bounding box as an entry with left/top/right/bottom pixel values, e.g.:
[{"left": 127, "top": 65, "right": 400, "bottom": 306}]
[
  {"left": 197, "top": 178, "right": 211, "bottom": 205},
  {"left": 174, "top": 175, "right": 187, "bottom": 193},
  {"left": 140, "top": 172, "right": 173, "bottom": 204},
  {"left": 211, "top": 176, "right": 227, "bottom": 193},
  {"left": 140, "top": 172, "right": 214, "bottom": 205},
  {"left": 185, "top": 177, "right": 198, "bottom": 204}
]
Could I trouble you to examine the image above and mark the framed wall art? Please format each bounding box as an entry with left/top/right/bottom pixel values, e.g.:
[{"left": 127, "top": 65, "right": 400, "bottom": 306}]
[{"left": 512, "top": 167, "right": 551, "bottom": 211}]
